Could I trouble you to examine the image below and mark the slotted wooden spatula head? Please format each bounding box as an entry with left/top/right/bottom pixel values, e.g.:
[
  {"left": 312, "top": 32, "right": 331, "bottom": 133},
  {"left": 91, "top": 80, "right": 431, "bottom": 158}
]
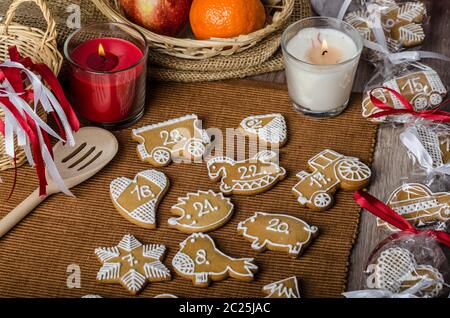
[{"left": 48, "top": 127, "right": 118, "bottom": 194}]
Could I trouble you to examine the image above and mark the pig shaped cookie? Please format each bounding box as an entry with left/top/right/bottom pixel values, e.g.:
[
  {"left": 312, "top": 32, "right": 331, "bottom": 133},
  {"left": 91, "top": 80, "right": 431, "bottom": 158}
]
[
  {"left": 207, "top": 150, "right": 286, "bottom": 196},
  {"left": 237, "top": 212, "right": 318, "bottom": 258},
  {"left": 172, "top": 233, "right": 258, "bottom": 287}
]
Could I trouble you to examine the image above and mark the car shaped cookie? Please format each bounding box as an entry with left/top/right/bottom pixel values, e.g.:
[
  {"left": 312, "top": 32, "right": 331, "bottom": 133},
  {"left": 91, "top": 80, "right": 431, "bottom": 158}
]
[
  {"left": 292, "top": 149, "right": 371, "bottom": 211},
  {"left": 377, "top": 183, "right": 450, "bottom": 231},
  {"left": 362, "top": 67, "right": 447, "bottom": 122}
]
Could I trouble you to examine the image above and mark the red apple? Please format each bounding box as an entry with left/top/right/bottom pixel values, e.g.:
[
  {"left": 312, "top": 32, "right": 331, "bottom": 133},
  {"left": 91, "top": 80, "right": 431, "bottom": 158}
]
[{"left": 119, "top": 0, "right": 193, "bottom": 37}]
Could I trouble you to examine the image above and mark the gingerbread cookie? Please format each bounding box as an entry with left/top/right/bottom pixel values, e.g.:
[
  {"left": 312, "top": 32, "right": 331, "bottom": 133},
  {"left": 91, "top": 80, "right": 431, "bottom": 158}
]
[
  {"left": 345, "top": 1, "right": 426, "bottom": 53},
  {"left": 95, "top": 234, "right": 171, "bottom": 295},
  {"left": 403, "top": 126, "right": 450, "bottom": 169},
  {"left": 292, "top": 149, "right": 371, "bottom": 211},
  {"left": 238, "top": 114, "right": 287, "bottom": 146},
  {"left": 154, "top": 294, "right": 178, "bottom": 298},
  {"left": 262, "top": 277, "right": 301, "bottom": 298},
  {"left": 168, "top": 190, "right": 234, "bottom": 233},
  {"left": 439, "top": 132, "right": 450, "bottom": 164},
  {"left": 132, "top": 114, "right": 210, "bottom": 167},
  {"left": 172, "top": 233, "right": 258, "bottom": 287},
  {"left": 377, "top": 183, "right": 450, "bottom": 231},
  {"left": 362, "top": 67, "right": 447, "bottom": 122},
  {"left": 207, "top": 150, "right": 286, "bottom": 196},
  {"left": 370, "top": 247, "right": 443, "bottom": 297},
  {"left": 237, "top": 212, "right": 318, "bottom": 257},
  {"left": 110, "top": 170, "right": 169, "bottom": 229}
]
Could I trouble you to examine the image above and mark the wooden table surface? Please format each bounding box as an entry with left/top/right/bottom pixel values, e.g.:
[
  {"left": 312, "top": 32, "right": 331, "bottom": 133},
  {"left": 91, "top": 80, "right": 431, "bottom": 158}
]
[{"left": 251, "top": 0, "right": 450, "bottom": 291}]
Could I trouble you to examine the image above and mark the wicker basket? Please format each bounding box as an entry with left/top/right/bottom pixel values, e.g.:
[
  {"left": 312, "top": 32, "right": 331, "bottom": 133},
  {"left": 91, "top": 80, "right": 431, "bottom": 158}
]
[
  {"left": 0, "top": 0, "right": 62, "bottom": 171},
  {"left": 92, "top": 0, "right": 294, "bottom": 60}
]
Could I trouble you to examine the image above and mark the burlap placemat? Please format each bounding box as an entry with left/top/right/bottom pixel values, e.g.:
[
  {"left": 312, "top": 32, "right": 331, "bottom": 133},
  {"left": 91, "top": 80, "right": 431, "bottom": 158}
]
[
  {"left": 0, "top": 0, "right": 311, "bottom": 82},
  {"left": 0, "top": 80, "right": 377, "bottom": 298}
]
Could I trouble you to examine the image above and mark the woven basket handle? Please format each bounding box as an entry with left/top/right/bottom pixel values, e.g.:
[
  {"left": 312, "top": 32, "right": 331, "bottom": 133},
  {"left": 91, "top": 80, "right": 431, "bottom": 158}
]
[{"left": 4, "top": 0, "right": 57, "bottom": 47}]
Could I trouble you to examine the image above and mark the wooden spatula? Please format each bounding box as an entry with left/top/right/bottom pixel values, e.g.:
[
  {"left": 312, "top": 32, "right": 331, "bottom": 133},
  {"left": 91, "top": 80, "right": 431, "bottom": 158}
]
[{"left": 0, "top": 127, "right": 118, "bottom": 238}]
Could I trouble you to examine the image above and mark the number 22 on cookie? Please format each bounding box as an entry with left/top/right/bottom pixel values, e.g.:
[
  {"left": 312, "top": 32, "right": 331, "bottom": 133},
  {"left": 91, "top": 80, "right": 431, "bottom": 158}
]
[
  {"left": 266, "top": 218, "right": 289, "bottom": 234},
  {"left": 130, "top": 184, "right": 155, "bottom": 201},
  {"left": 238, "top": 165, "right": 263, "bottom": 179},
  {"left": 193, "top": 199, "right": 218, "bottom": 217}
]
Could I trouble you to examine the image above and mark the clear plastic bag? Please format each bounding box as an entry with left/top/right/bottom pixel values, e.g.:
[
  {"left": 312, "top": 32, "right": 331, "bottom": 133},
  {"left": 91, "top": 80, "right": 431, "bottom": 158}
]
[
  {"left": 362, "top": 61, "right": 448, "bottom": 123},
  {"left": 363, "top": 232, "right": 449, "bottom": 298},
  {"left": 312, "top": 1, "right": 430, "bottom": 62},
  {"left": 400, "top": 121, "right": 450, "bottom": 178}
]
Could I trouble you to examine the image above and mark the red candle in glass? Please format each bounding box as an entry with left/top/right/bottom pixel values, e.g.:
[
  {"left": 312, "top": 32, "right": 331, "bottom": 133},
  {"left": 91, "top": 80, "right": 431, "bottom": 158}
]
[{"left": 65, "top": 23, "right": 147, "bottom": 129}]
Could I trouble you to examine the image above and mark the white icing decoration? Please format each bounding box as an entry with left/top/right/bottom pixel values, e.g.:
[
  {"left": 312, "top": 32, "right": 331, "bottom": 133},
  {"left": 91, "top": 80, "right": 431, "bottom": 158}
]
[
  {"left": 206, "top": 151, "right": 286, "bottom": 195},
  {"left": 117, "top": 234, "right": 143, "bottom": 252},
  {"left": 237, "top": 212, "right": 318, "bottom": 256},
  {"left": 97, "top": 263, "right": 121, "bottom": 281},
  {"left": 373, "top": 247, "right": 444, "bottom": 298},
  {"left": 94, "top": 247, "right": 120, "bottom": 262},
  {"left": 362, "top": 67, "right": 447, "bottom": 120},
  {"left": 132, "top": 114, "right": 211, "bottom": 166},
  {"left": 168, "top": 190, "right": 234, "bottom": 232},
  {"left": 121, "top": 269, "right": 146, "bottom": 294},
  {"left": 110, "top": 170, "right": 169, "bottom": 227},
  {"left": 172, "top": 233, "right": 257, "bottom": 286},
  {"left": 377, "top": 183, "right": 450, "bottom": 231},
  {"left": 263, "top": 276, "right": 301, "bottom": 298},
  {"left": 292, "top": 149, "right": 371, "bottom": 210},
  {"left": 95, "top": 234, "right": 171, "bottom": 294},
  {"left": 239, "top": 113, "right": 287, "bottom": 145}
]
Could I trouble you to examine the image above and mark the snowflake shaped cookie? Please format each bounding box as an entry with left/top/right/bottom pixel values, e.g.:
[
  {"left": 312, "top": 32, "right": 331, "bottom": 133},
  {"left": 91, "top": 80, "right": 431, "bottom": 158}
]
[{"left": 95, "top": 234, "right": 171, "bottom": 295}]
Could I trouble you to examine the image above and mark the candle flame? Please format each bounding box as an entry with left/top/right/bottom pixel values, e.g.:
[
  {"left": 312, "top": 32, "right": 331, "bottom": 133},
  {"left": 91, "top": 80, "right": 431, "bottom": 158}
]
[
  {"left": 321, "top": 39, "right": 328, "bottom": 51},
  {"left": 98, "top": 43, "right": 106, "bottom": 57}
]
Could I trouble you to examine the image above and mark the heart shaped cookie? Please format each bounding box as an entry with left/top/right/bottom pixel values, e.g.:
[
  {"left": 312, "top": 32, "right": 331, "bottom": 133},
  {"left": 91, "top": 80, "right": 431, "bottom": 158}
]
[
  {"left": 371, "top": 247, "right": 444, "bottom": 298},
  {"left": 110, "top": 170, "right": 169, "bottom": 229}
]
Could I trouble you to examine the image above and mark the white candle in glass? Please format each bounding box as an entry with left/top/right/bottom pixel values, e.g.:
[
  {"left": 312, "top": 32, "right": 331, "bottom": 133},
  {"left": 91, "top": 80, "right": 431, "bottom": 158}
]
[{"left": 282, "top": 18, "right": 363, "bottom": 117}]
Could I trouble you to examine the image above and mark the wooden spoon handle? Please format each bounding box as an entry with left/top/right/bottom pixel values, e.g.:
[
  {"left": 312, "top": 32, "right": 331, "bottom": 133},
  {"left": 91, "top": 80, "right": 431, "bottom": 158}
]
[{"left": 0, "top": 189, "right": 47, "bottom": 238}]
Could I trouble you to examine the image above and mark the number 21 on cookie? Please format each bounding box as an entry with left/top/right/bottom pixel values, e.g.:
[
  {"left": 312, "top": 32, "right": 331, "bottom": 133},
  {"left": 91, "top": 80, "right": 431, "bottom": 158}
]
[
  {"left": 131, "top": 185, "right": 155, "bottom": 201},
  {"left": 193, "top": 199, "right": 218, "bottom": 217}
]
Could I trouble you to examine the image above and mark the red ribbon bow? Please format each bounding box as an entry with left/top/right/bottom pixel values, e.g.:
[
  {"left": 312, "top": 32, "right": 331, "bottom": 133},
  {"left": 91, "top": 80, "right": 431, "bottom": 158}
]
[
  {"left": 0, "top": 46, "right": 80, "bottom": 196},
  {"left": 354, "top": 190, "right": 450, "bottom": 247},
  {"left": 369, "top": 87, "right": 450, "bottom": 122}
]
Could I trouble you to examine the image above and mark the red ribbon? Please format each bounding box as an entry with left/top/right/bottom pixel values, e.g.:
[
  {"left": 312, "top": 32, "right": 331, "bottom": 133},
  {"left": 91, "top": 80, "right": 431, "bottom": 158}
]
[
  {"left": 0, "top": 46, "right": 80, "bottom": 196},
  {"left": 354, "top": 190, "right": 450, "bottom": 247},
  {"left": 369, "top": 87, "right": 450, "bottom": 122}
]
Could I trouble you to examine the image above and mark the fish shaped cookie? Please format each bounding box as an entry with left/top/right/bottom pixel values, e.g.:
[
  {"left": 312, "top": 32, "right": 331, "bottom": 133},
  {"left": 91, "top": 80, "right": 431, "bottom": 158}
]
[{"left": 172, "top": 233, "right": 258, "bottom": 287}]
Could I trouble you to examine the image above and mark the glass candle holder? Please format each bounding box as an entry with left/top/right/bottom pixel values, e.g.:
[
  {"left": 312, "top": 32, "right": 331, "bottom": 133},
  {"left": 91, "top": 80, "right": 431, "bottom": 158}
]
[
  {"left": 64, "top": 23, "right": 148, "bottom": 130},
  {"left": 282, "top": 17, "right": 363, "bottom": 118}
]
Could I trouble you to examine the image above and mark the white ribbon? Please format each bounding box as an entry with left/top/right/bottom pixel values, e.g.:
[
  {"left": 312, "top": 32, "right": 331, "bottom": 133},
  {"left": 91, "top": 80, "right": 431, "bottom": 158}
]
[
  {"left": 400, "top": 127, "right": 450, "bottom": 176},
  {"left": 0, "top": 60, "right": 75, "bottom": 196},
  {"left": 337, "top": 1, "right": 450, "bottom": 65},
  {"left": 337, "top": 0, "right": 353, "bottom": 20},
  {"left": 343, "top": 279, "right": 443, "bottom": 298}
]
